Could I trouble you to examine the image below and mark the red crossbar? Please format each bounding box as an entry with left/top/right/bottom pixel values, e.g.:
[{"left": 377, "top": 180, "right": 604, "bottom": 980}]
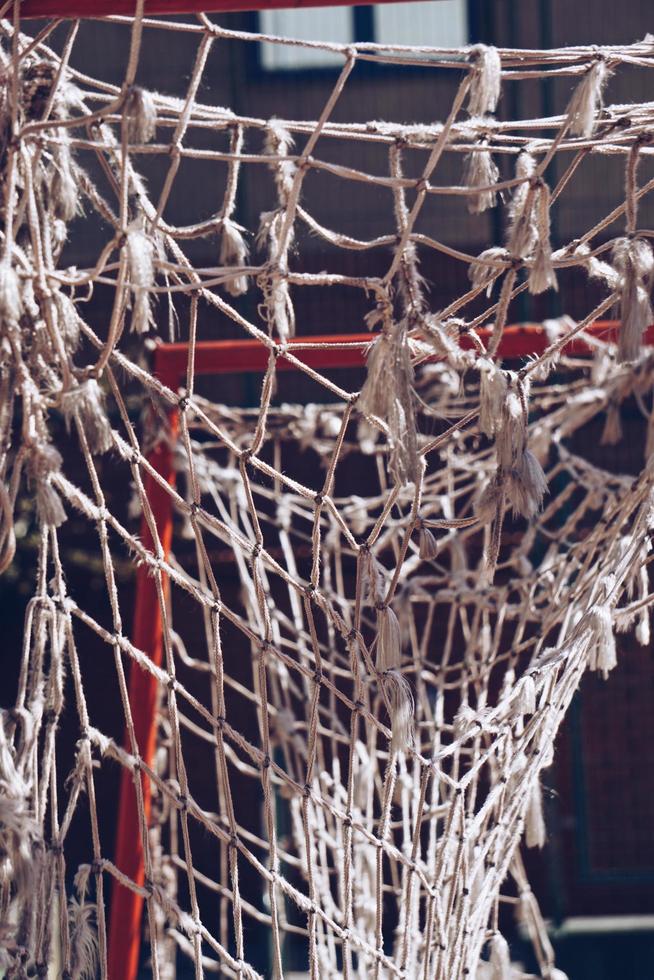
[
  {"left": 110, "top": 319, "right": 651, "bottom": 980},
  {"left": 20, "top": 0, "right": 416, "bottom": 19},
  {"left": 152, "top": 320, "right": 654, "bottom": 380}
]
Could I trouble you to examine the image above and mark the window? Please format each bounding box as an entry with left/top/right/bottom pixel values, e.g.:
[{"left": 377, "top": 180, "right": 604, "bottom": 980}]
[
  {"left": 259, "top": 1, "right": 468, "bottom": 71},
  {"left": 259, "top": 8, "right": 351, "bottom": 70},
  {"left": 375, "top": 2, "right": 467, "bottom": 50}
]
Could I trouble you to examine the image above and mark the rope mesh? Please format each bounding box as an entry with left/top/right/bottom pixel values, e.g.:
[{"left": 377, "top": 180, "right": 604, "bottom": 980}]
[{"left": 1, "top": 7, "right": 654, "bottom": 979}]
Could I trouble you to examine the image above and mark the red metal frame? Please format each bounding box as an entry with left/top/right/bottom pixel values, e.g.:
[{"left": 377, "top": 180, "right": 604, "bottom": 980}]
[
  {"left": 152, "top": 321, "right": 651, "bottom": 379},
  {"left": 108, "top": 320, "right": 652, "bottom": 979},
  {"left": 20, "top": 0, "right": 419, "bottom": 19},
  {"left": 107, "top": 400, "right": 178, "bottom": 980}
]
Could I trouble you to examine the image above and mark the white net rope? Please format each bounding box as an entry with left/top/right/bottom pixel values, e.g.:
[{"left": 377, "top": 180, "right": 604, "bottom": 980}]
[{"left": 1, "top": 7, "right": 654, "bottom": 979}]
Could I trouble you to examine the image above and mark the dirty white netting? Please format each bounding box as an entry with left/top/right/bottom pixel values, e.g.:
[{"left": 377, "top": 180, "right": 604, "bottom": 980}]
[{"left": 2, "top": 6, "right": 654, "bottom": 979}]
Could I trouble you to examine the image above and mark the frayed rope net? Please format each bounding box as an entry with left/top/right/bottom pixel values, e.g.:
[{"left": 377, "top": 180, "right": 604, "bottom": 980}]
[{"left": 2, "top": 6, "right": 654, "bottom": 979}]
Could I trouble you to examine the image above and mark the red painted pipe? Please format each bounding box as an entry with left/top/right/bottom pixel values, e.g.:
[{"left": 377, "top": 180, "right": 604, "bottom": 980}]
[
  {"left": 108, "top": 390, "right": 178, "bottom": 980},
  {"left": 19, "top": 0, "right": 416, "bottom": 19},
  {"left": 152, "top": 320, "right": 654, "bottom": 381},
  {"left": 109, "top": 318, "right": 653, "bottom": 979}
]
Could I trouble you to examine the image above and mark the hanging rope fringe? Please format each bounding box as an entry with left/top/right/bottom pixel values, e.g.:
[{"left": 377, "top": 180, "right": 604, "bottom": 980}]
[
  {"left": 61, "top": 380, "right": 113, "bottom": 454},
  {"left": 567, "top": 58, "right": 610, "bottom": 137},
  {"left": 125, "top": 219, "right": 155, "bottom": 334},
  {"left": 467, "top": 44, "right": 502, "bottom": 117},
  {"left": 589, "top": 603, "right": 618, "bottom": 678},
  {"left": 29, "top": 445, "right": 67, "bottom": 527},
  {"left": 375, "top": 605, "right": 414, "bottom": 754},
  {"left": 469, "top": 247, "right": 510, "bottom": 298},
  {"left": 359, "top": 323, "right": 421, "bottom": 485},
  {"left": 68, "top": 896, "right": 100, "bottom": 980},
  {"left": 463, "top": 138, "right": 500, "bottom": 214},
  {"left": 529, "top": 181, "right": 558, "bottom": 295},
  {"left": 219, "top": 125, "right": 249, "bottom": 297},
  {"left": 609, "top": 138, "right": 654, "bottom": 361},
  {"left": 507, "top": 152, "right": 538, "bottom": 259},
  {"left": 612, "top": 236, "right": 653, "bottom": 362},
  {"left": 258, "top": 120, "right": 296, "bottom": 340},
  {"left": 219, "top": 218, "right": 249, "bottom": 297},
  {"left": 419, "top": 523, "right": 439, "bottom": 559},
  {"left": 124, "top": 86, "right": 157, "bottom": 143},
  {"left": 489, "top": 932, "right": 512, "bottom": 980},
  {"left": 525, "top": 781, "right": 546, "bottom": 849}
]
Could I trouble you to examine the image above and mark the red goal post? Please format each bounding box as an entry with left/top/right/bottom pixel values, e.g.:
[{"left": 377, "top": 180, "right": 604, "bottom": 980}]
[{"left": 19, "top": 0, "right": 420, "bottom": 18}]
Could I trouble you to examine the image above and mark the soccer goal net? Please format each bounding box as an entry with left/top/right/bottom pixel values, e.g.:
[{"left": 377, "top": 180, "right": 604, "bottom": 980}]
[{"left": 1, "top": 4, "right": 654, "bottom": 979}]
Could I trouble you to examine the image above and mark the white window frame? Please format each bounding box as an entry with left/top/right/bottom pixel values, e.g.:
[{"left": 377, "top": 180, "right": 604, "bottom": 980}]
[{"left": 258, "top": 2, "right": 469, "bottom": 72}]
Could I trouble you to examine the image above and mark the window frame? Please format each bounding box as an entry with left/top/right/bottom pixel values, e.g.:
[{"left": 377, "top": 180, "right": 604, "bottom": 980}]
[{"left": 251, "top": 2, "right": 471, "bottom": 80}]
